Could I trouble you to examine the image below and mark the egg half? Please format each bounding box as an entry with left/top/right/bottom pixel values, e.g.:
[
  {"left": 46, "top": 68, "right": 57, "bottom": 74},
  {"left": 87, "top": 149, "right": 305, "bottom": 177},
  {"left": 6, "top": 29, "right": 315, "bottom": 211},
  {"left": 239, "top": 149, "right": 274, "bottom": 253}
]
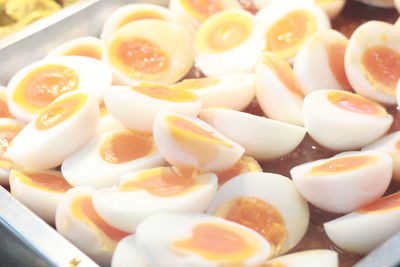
[
  {"left": 111, "top": 235, "right": 148, "bottom": 267},
  {"left": 262, "top": 249, "right": 338, "bottom": 267},
  {"left": 47, "top": 36, "right": 103, "bottom": 60}
]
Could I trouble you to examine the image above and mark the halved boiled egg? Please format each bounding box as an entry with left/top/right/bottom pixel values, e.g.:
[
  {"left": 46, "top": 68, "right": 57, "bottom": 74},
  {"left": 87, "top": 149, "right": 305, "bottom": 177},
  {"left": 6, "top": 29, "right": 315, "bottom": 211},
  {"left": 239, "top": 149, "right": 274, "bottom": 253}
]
[
  {"left": 104, "top": 83, "right": 202, "bottom": 133},
  {"left": 96, "top": 103, "right": 125, "bottom": 134},
  {"left": 255, "top": 52, "right": 304, "bottom": 125},
  {"left": 293, "top": 29, "right": 351, "bottom": 94},
  {"left": 396, "top": 0, "right": 400, "bottom": 12},
  {"left": 355, "top": 0, "right": 394, "bottom": 8},
  {"left": 0, "top": 86, "right": 14, "bottom": 118},
  {"left": 9, "top": 169, "right": 72, "bottom": 224},
  {"left": 56, "top": 187, "right": 130, "bottom": 266},
  {"left": 153, "top": 111, "right": 245, "bottom": 172},
  {"left": 215, "top": 155, "right": 261, "bottom": 185},
  {"left": 111, "top": 235, "right": 148, "bottom": 267},
  {"left": 291, "top": 150, "right": 392, "bottom": 213},
  {"left": 7, "top": 91, "right": 99, "bottom": 169},
  {"left": 207, "top": 172, "right": 309, "bottom": 256},
  {"left": 62, "top": 129, "right": 165, "bottom": 188},
  {"left": 7, "top": 56, "right": 111, "bottom": 122},
  {"left": 135, "top": 213, "right": 271, "bottom": 267},
  {"left": 256, "top": 0, "right": 330, "bottom": 63},
  {"left": 171, "top": 73, "right": 256, "bottom": 111},
  {"left": 302, "top": 90, "right": 393, "bottom": 151},
  {"left": 314, "top": 0, "right": 345, "bottom": 19},
  {"left": 92, "top": 167, "right": 217, "bottom": 233},
  {"left": 345, "top": 21, "right": 400, "bottom": 105},
  {"left": 262, "top": 249, "right": 338, "bottom": 267},
  {"left": 47, "top": 36, "right": 103, "bottom": 60},
  {"left": 324, "top": 191, "right": 400, "bottom": 254},
  {"left": 193, "top": 9, "right": 264, "bottom": 77},
  {"left": 103, "top": 20, "right": 193, "bottom": 85},
  {"left": 199, "top": 108, "right": 306, "bottom": 161}
]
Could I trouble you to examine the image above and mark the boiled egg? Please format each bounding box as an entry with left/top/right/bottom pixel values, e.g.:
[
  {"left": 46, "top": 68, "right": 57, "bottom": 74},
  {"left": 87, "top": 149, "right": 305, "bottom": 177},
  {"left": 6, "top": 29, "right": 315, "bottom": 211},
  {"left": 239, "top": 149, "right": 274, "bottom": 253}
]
[
  {"left": 7, "top": 91, "right": 99, "bottom": 169},
  {"left": 345, "top": 21, "right": 400, "bottom": 105},
  {"left": 103, "top": 19, "right": 193, "bottom": 85},
  {"left": 193, "top": 9, "right": 264, "bottom": 77},
  {"left": 215, "top": 155, "right": 261, "bottom": 185},
  {"left": 47, "top": 36, "right": 103, "bottom": 60},
  {"left": 55, "top": 187, "right": 130, "bottom": 266},
  {"left": 396, "top": 0, "right": 400, "bottom": 11},
  {"left": 9, "top": 169, "right": 72, "bottom": 224},
  {"left": 104, "top": 83, "right": 202, "bottom": 133},
  {"left": 355, "top": 0, "right": 394, "bottom": 8},
  {"left": 0, "top": 86, "right": 14, "bottom": 118},
  {"left": 62, "top": 129, "right": 165, "bottom": 188},
  {"left": 314, "top": 0, "right": 345, "bottom": 19},
  {"left": 153, "top": 111, "right": 245, "bottom": 172},
  {"left": 111, "top": 235, "right": 149, "bottom": 267},
  {"left": 171, "top": 73, "right": 256, "bottom": 111},
  {"left": 7, "top": 56, "right": 111, "bottom": 122},
  {"left": 293, "top": 29, "right": 351, "bottom": 94},
  {"left": 302, "top": 90, "right": 393, "bottom": 151},
  {"left": 92, "top": 167, "right": 218, "bottom": 233},
  {"left": 207, "top": 172, "right": 309, "bottom": 256},
  {"left": 255, "top": 52, "right": 304, "bottom": 125},
  {"left": 255, "top": 0, "right": 330, "bottom": 63},
  {"left": 135, "top": 213, "right": 271, "bottom": 267},
  {"left": 96, "top": 103, "right": 125, "bottom": 134},
  {"left": 262, "top": 249, "right": 338, "bottom": 267},
  {"left": 199, "top": 108, "right": 306, "bottom": 161},
  {"left": 324, "top": 191, "right": 400, "bottom": 254},
  {"left": 291, "top": 150, "right": 392, "bottom": 213}
]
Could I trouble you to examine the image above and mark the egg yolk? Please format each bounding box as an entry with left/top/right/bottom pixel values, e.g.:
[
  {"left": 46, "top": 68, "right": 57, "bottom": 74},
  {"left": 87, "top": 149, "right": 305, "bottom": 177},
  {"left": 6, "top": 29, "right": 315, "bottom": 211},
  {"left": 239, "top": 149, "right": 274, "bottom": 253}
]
[
  {"left": 0, "top": 93, "right": 13, "bottom": 118},
  {"left": 357, "top": 191, "right": 400, "bottom": 214},
  {"left": 99, "top": 101, "right": 108, "bottom": 117},
  {"left": 0, "top": 124, "right": 23, "bottom": 169},
  {"left": 63, "top": 45, "right": 102, "bottom": 60},
  {"left": 215, "top": 197, "right": 287, "bottom": 255},
  {"left": 117, "top": 11, "right": 165, "bottom": 29},
  {"left": 361, "top": 46, "right": 400, "bottom": 96},
  {"left": 71, "top": 195, "right": 129, "bottom": 241},
  {"left": 327, "top": 91, "right": 387, "bottom": 116},
  {"left": 99, "top": 130, "right": 154, "bottom": 164},
  {"left": 14, "top": 170, "right": 72, "bottom": 193},
  {"left": 307, "top": 155, "right": 378, "bottom": 176},
  {"left": 171, "top": 77, "right": 220, "bottom": 90},
  {"left": 13, "top": 64, "right": 79, "bottom": 113},
  {"left": 110, "top": 37, "right": 170, "bottom": 81},
  {"left": 180, "top": 0, "right": 223, "bottom": 22},
  {"left": 395, "top": 140, "right": 400, "bottom": 150},
  {"left": 265, "top": 10, "right": 317, "bottom": 60},
  {"left": 119, "top": 167, "right": 197, "bottom": 197},
  {"left": 327, "top": 41, "right": 351, "bottom": 91},
  {"left": 173, "top": 222, "right": 258, "bottom": 262},
  {"left": 215, "top": 156, "right": 261, "bottom": 185},
  {"left": 131, "top": 84, "right": 197, "bottom": 102},
  {"left": 262, "top": 53, "right": 303, "bottom": 97},
  {"left": 35, "top": 92, "right": 87, "bottom": 130}
]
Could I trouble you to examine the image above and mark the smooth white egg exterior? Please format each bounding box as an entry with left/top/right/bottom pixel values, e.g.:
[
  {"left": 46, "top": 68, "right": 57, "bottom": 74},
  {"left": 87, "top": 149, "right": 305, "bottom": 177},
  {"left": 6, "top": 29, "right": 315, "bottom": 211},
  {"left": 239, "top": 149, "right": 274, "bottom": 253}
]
[
  {"left": 316, "top": 0, "right": 346, "bottom": 19},
  {"left": 264, "top": 249, "right": 339, "bottom": 267},
  {"left": 396, "top": 0, "right": 400, "bottom": 11},
  {"left": 199, "top": 108, "right": 306, "bottom": 161},
  {"left": 111, "top": 235, "right": 148, "bottom": 267},
  {"left": 46, "top": 36, "right": 102, "bottom": 58}
]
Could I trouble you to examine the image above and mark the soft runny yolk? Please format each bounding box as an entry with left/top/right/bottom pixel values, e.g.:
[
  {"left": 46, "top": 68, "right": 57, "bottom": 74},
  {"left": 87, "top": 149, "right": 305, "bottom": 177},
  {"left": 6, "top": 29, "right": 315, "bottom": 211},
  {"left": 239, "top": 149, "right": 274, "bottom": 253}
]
[
  {"left": 15, "top": 170, "right": 72, "bottom": 193},
  {"left": 171, "top": 77, "right": 220, "bottom": 91},
  {"left": 180, "top": 0, "right": 223, "bottom": 22},
  {"left": 63, "top": 45, "right": 102, "bottom": 60},
  {"left": 0, "top": 92, "right": 13, "bottom": 118},
  {"left": 215, "top": 156, "right": 261, "bottom": 185},
  {"left": 99, "top": 130, "right": 154, "bottom": 164},
  {"left": 327, "top": 91, "right": 387, "bottom": 117},
  {"left": 327, "top": 41, "right": 351, "bottom": 91},
  {"left": 358, "top": 191, "right": 400, "bottom": 214},
  {"left": 307, "top": 155, "right": 378, "bottom": 175},
  {"left": 131, "top": 84, "right": 197, "bottom": 102},
  {"left": 0, "top": 124, "right": 23, "bottom": 169},
  {"left": 13, "top": 64, "right": 79, "bottom": 113},
  {"left": 117, "top": 10, "right": 165, "bottom": 29}
]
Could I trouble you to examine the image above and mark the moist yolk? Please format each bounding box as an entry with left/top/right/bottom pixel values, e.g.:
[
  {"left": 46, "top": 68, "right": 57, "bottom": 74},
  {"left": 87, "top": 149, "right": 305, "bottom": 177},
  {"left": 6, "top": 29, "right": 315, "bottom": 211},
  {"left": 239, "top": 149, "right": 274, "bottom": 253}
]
[
  {"left": 173, "top": 223, "right": 257, "bottom": 261},
  {"left": 71, "top": 195, "right": 129, "bottom": 241},
  {"left": 117, "top": 11, "right": 165, "bottom": 29},
  {"left": 181, "top": 0, "right": 223, "bottom": 22},
  {"left": 99, "top": 130, "right": 154, "bottom": 164},
  {"left": 266, "top": 10, "right": 316, "bottom": 60},
  {"left": 35, "top": 93, "right": 87, "bottom": 130},
  {"left": 358, "top": 191, "right": 400, "bottom": 214},
  {"left": 13, "top": 64, "right": 79, "bottom": 113},
  {"left": 119, "top": 167, "right": 196, "bottom": 197},
  {"left": 215, "top": 156, "right": 261, "bottom": 185},
  {"left": 361, "top": 46, "right": 400, "bottom": 95},
  {"left": 0, "top": 124, "right": 23, "bottom": 154},
  {"left": 16, "top": 170, "right": 72, "bottom": 193},
  {"left": 327, "top": 41, "right": 352, "bottom": 91},
  {"left": 131, "top": 84, "right": 197, "bottom": 102},
  {"left": 171, "top": 77, "right": 220, "bottom": 91},
  {"left": 64, "top": 45, "right": 102, "bottom": 60},
  {"left": 207, "top": 19, "right": 251, "bottom": 52},
  {"left": 307, "top": 155, "right": 378, "bottom": 176},
  {"left": 0, "top": 94, "right": 13, "bottom": 118},
  {"left": 263, "top": 262, "right": 287, "bottom": 267},
  {"left": 215, "top": 197, "right": 287, "bottom": 255}
]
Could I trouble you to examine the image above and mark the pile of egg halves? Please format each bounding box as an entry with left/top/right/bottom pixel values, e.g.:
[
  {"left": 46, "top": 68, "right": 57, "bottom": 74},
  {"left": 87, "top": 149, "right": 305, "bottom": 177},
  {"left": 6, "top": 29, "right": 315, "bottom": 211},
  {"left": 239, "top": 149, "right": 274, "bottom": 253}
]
[{"left": 2, "top": 0, "right": 400, "bottom": 266}]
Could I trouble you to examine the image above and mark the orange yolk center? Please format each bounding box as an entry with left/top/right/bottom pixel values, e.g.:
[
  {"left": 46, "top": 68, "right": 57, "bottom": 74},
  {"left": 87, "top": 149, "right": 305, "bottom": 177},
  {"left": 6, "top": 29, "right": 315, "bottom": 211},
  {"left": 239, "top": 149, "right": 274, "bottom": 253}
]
[
  {"left": 0, "top": 93, "right": 13, "bottom": 118},
  {"left": 63, "top": 45, "right": 102, "bottom": 60},
  {"left": 117, "top": 11, "right": 165, "bottom": 29},
  {"left": 181, "top": 0, "right": 223, "bottom": 21},
  {"left": 308, "top": 155, "right": 378, "bottom": 175},
  {"left": 99, "top": 130, "right": 154, "bottom": 164},
  {"left": 16, "top": 170, "right": 72, "bottom": 193},
  {"left": 0, "top": 124, "right": 23, "bottom": 169},
  {"left": 171, "top": 77, "right": 220, "bottom": 91},
  {"left": 327, "top": 41, "right": 351, "bottom": 91},
  {"left": 14, "top": 64, "right": 79, "bottom": 112},
  {"left": 358, "top": 191, "right": 400, "bottom": 214},
  {"left": 131, "top": 84, "right": 197, "bottom": 102},
  {"left": 35, "top": 93, "right": 87, "bottom": 130}
]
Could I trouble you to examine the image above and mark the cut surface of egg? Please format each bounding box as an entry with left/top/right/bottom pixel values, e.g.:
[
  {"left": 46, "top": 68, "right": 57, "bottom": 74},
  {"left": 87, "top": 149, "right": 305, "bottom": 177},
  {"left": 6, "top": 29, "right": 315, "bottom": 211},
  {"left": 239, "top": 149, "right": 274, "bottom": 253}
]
[
  {"left": 262, "top": 249, "right": 338, "bottom": 267},
  {"left": 111, "top": 235, "right": 148, "bottom": 267},
  {"left": 255, "top": 52, "right": 304, "bottom": 125},
  {"left": 194, "top": 9, "right": 264, "bottom": 77},
  {"left": 345, "top": 21, "right": 400, "bottom": 105},
  {"left": 256, "top": 0, "right": 330, "bottom": 63},
  {"left": 200, "top": 108, "right": 306, "bottom": 161},
  {"left": 62, "top": 129, "right": 165, "bottom": 188},
  {"left": 7, "top": 91, "right": 99, "bottom": 169},
  {"left": 293, "top": 29, "right": 351, "bottom": 94},
  {"left": 153, "top": 111, "right": 245, "bottom": 172},
  {"left": 291, "top": 150, "right": 392, "bottom": 213},
  {"left": 0, "top": 86, "right": 14, "bottom": 119},
  {"left": 135, "top": 213, "right": 271, "bottom": 267},
  {"left": 47, "top": 36, "right": 103, "bottom": 60},
  {"left": 9, "top": 169, "right": 72, "bottom": 224},
  {"left": 324, "top": 191, "right": 400, "bottom": 255},
  {"left": 215, "top": 155, "right": 261, "bottom": 185},
  {"left": 207, "top": 172, "right": 309, "bottom": 256},
  {"left": 7, "top": 56, "right": 111, "bottom": 122},
  {"left": 302, "top": 90, "right": 393, "bottom": 151},
  {"left": 103, "top": 19, "right": 193, "bottom": 85},
  {"left": 104, "top": 83, "right": 202, "bottom": 133},
  {"left": 92, "top": 167, "right": 218, "bottom": 233},
  {"left": 171, "top": 73, "right": 256, "bottom": 111},
  {"left": 56, "top": 187, "right": 130, "bottom": 266}
]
